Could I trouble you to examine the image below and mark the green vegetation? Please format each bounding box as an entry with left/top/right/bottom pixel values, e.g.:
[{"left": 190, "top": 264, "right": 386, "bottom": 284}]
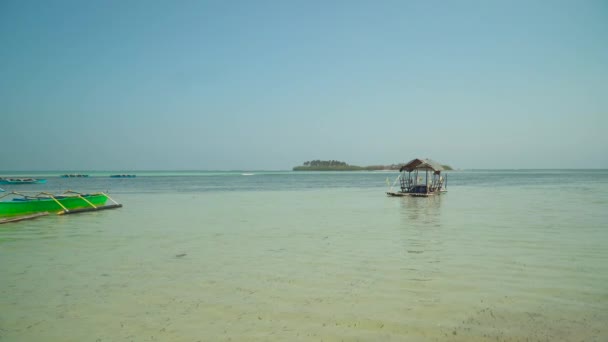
[
  {"left": 362, "top": 164, "right": 404, "bottom": 171},
  {"left": 293, "top": 160, "right": 453, "bottom": 171},
  {"left": 293, "top": 160, "right": 364, "bottom": 171}
]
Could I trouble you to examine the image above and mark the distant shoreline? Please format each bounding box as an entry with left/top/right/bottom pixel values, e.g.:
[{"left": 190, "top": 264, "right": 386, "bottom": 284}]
[
  {"left": 4, "top": 168, "right": 608, "bottom": 174},
  {"left": 293, "top": 161, "right": 453, "bottom": 172},
  {"left": 292, "top": 166, "right": 400, "bottom": 171}
]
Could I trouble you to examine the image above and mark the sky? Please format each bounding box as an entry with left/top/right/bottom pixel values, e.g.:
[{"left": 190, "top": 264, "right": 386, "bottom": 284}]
[{"left": 0, "top": 0, "right": 606, "bottom": 170}]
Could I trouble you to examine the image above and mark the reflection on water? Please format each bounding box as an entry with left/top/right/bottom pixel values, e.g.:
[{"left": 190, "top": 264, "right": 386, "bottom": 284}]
[
  {"left": 398, "top": 195, "right": 443, "bottom": 226},
  {"left": 393, "top": 195, "right": 445, "bottom": 304}
]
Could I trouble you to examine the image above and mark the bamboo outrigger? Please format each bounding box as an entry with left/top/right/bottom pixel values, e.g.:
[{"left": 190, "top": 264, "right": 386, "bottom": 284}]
[
  {"left": 0, "top": 212, "right": 49, "bottom": 224},
  {"left": 0, "top": 190, "right": 122, "bottom": 220},
  {"left": 386, "top": 158, "right": 448, "bottom": 197}
]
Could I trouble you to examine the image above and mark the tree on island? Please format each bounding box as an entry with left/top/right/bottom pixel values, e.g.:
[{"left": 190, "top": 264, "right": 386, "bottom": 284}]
[
  {"left": 293, "top": 160, "right": 454, "bottom": 171},
  {"left": 293, "top": 160, "right": 361, "bottom": 171},
  {"left": 304, "top": 160, "right": 349, "bottom": 167}
]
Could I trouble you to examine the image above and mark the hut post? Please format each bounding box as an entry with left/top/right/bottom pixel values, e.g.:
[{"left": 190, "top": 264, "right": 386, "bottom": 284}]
[
  {"left": 425, "top": 170, "right": 429, "bottom": 194},
  {"left": 408, "top": 171, "right": 412, "bottom": 190}
]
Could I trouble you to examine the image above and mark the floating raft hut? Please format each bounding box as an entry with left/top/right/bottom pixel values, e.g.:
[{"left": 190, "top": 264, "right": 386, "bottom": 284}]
[{"left": 387, "top": 158, "right": 448, "bottom": 197}]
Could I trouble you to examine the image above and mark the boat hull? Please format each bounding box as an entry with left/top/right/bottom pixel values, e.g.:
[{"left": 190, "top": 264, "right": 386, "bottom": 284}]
[
  {"left": 0, "top": 178, "right": 46, "bottom": 184},
  {"left": 0, "top": 194, "right": 108, "bottom": 217}
]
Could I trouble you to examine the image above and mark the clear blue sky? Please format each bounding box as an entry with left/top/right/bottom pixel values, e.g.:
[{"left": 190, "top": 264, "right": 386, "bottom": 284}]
[{"left": 1, "top": 0, "right": 606, "bottom": 170}]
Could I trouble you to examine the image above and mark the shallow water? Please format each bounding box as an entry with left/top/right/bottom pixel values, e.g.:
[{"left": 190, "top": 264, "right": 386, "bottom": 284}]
[{"left": 1, "top": 171, "right": 607, "bottom": 341}]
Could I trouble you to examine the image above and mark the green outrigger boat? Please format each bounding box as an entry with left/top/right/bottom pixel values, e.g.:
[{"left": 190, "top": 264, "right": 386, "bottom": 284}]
[{"left": 0, "top": 191, "right": 122, "bottom": 219}]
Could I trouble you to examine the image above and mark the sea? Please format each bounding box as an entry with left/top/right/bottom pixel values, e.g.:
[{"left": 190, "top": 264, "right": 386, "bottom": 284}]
[{"left": 0, "top": 170, "right": 606, "bottom": 341}]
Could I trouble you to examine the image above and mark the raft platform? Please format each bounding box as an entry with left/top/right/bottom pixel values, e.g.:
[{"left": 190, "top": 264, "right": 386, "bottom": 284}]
[{"left": 386, "top": 192, "right": 435, "bottom": 197}]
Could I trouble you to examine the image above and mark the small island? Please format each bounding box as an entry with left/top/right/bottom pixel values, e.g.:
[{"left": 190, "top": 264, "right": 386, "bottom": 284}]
[
  {"left": 293, "top": 160, "right": 364, "bottom": 171},
  {"left": 293, "top": 160, "right": 453, "bottom": 171}
]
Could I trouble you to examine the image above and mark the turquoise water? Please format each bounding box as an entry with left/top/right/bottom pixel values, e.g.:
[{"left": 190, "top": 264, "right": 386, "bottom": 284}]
[{"left": 1, "top": 170, "right": 607, "bottom": 341}]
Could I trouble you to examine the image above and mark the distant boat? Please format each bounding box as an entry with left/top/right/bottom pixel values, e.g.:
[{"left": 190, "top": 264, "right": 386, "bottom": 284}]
[
  {"left": 110, "top": 174, "right": 136, "bottom": 178},
  {"left": 242, "top": 173, "right": 255, "bottom": 176},
  {"left": 0, "top": 178, "right": 47, "bottom": 184},
  {"left": 0, "top": 188, "right": 4, "bottom": 192},
  {"left": 60, "top": 174, "right": 89, "bottom": 178}
]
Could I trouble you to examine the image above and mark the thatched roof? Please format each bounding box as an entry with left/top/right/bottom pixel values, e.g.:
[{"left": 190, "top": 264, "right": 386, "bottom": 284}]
[{"left": 399, "top": 158, "right": 445, "bottom": 172}]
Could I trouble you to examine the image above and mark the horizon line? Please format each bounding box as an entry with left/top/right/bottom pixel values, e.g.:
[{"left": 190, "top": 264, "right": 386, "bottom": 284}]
[{"left": 1, "top": 168, "right": 607, "bottom": 173}]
